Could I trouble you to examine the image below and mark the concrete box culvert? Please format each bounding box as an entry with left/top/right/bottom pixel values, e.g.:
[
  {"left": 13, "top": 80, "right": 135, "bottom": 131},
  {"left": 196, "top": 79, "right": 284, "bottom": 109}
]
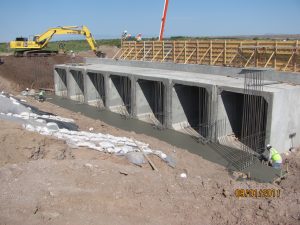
[
  {"left": 53, "top": 62, "right": 300, "bottom": 153},
  {"left": 108, "top": 74, "right": 132, "bottom": 116},
  {"left": 171, "top": 82, "right": 210, "bottom": 138},
  {"left": 86, "top": 72, "right": 106, "bottom": 108},
  {"left": 136, "top": 78, "right": 166, "bottom": 127},
  {"left": 54, "top": 67, "right": 68, "bottom": 97},
  {"left": 68, "top": 69, "right": 85, "bottom": 103}
]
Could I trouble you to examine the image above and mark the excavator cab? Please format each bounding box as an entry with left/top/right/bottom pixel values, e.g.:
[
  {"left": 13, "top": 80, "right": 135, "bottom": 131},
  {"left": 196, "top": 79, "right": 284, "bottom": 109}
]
[{"left": 33, "top": 36, "right": 39, "bottom": 42}]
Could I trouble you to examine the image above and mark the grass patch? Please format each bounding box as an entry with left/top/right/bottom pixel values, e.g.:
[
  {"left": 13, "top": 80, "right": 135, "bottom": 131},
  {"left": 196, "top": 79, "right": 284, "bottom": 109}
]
[{"left": 0, "top": 43, "right": 10, "bottom": 53}]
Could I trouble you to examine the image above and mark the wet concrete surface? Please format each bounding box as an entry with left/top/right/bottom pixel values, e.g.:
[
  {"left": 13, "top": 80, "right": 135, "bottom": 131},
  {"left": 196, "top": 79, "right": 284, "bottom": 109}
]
[{"left": 48, "top": 95, "right": 281, "bottom": 183}]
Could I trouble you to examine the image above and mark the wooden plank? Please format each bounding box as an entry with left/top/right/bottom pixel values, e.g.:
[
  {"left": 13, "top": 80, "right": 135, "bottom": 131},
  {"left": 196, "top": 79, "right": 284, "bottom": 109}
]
[
  {"left": 210, "top": 40, "right": 213, "bottom": 65},
  {"left": 283, "top": 52, "right": 295, "bottom": 71},
  {"left": 199, "top": 47, "right": 211, "bottom": 64},
  {"left": 133, "top": 140, "right": 159, "bottom": 172},
  {"left": 173, "top": 41, "right": 176, "bottom": 62},
  {"left": 133, "top": 47, "right": 144, "bottom": 60},
  {"left": 123, "top": 48, "right": 134, "bottom": 60},
  {"left": 224, "top": 40, "right": 227, "bottom": 65},
  {"left": 212, "top": 49, "right": 224, "bottom": 65},
  {"left": 185, "top": 48, "right": 196, "bottom": 64},
  {"left": 142, "top": 48, "right": 152, "bottom": 61},
  {"left": 175, "top": 47, "right": 185, "bottom": 61},
  {"left": 162, "top": 48, "right": 172, "bottom": 62},
  {"left": 294, "top": 40, "right": 298, "bottom": 72},
  {"left": 151, "top": 48, "right": 163, "bottom": 61},
  {"left": 264, "top": 51, "right": 275, "bottom": 68},
  {"left": 244, "top": 50, "right": 255, "bottom": 67}
]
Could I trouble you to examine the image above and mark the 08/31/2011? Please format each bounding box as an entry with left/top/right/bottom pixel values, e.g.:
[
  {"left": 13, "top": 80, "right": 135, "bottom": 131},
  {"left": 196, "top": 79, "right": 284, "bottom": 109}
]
[{"left": 235, "top": 189, "right": 281, "bottom": 198}]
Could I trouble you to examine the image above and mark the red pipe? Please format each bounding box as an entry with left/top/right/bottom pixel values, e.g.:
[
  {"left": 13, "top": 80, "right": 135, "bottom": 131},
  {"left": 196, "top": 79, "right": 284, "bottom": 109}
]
[{"left": 159, "top": 0, "right": 169, "bottom": 41}]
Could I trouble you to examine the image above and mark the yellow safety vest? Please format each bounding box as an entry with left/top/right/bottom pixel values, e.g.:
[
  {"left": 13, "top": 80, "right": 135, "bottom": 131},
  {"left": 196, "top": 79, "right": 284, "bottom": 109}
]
[{"left": 270, "top": 148, "right": 282, "bottom": 162}]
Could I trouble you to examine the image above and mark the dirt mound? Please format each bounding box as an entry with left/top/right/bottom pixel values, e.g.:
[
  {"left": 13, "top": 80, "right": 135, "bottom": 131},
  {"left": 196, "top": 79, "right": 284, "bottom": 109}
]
[{"left": 0, "top": 55, "right": 83, "bottom": 91}]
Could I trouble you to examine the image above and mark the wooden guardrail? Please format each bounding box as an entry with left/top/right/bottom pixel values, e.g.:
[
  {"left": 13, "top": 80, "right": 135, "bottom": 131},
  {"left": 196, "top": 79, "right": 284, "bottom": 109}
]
[{"left": 114, "top": 40, "right": 300, "bottom": 72}]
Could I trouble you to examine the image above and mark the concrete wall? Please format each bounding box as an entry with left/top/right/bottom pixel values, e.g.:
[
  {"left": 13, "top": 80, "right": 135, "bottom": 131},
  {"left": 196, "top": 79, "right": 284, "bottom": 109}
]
[
  {"left": 269, "top": 87, "right": 300, "bottom": 151},
  {"left": 85, "top": 72, "right": 106, "bottom": 108},
  {"left": 54, "top": 67, "right": 68, "bottom": 97},
  {"left": 217, "top": 91, "right": 244, "bottom": 136},
  {"left": 107, "top": 74, "right": 132, "bottom": 115},
  {"left": 68, "top": 69, "right": 85, "bottom": 102},
  {"left": 171, "top": 82, "right": 210, "bottom": 133},
  {"left": 135, "top": 78, "right": 166, "bottom": 126}
]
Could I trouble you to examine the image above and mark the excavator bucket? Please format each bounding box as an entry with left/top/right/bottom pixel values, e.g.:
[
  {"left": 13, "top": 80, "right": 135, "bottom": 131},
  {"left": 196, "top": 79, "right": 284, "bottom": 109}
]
[{"left": 95, "top": 51, "right": 106, "bottom": 58}]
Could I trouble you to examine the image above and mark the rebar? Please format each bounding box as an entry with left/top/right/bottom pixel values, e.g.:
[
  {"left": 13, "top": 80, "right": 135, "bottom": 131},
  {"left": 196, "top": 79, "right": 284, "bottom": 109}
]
[
  {"left": 153, "top": 81, "right": 164, "bottom": 127},
  {"left": 120, "top": 76, "right": 131, "bottom": 116},
  {"left": 241, "top": 70, "right": 267, "bottom": 155}
]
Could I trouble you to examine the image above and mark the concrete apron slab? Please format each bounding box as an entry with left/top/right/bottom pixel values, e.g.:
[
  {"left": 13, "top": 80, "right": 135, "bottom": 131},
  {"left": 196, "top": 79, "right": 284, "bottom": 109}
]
[{"left": 48, "top": 95, "right": 281, "bottom": 183}]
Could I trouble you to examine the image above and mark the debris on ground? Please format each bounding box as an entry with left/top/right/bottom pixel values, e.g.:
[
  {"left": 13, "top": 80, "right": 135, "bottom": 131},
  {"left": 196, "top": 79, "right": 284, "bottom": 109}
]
[
  {"left": 126, "top": 152, "right": 146, "bottom": 166},
  {"left": 180, "top": 173, "right": 187, "bottom": 178}
]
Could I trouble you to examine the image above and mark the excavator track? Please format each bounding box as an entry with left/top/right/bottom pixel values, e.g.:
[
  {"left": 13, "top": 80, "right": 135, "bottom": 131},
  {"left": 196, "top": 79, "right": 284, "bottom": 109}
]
[{"left": 14, "top": 50, "right": 58, "bottom": 57}]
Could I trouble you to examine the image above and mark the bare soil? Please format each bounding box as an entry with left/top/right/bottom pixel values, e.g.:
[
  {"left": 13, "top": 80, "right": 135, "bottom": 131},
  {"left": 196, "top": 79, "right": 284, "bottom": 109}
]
[
  {"left": 0, "top": 56, "right": 299, "bottom": 225},
  {"left": 0, "top": 55, "right": 83, "bottom": 91}
]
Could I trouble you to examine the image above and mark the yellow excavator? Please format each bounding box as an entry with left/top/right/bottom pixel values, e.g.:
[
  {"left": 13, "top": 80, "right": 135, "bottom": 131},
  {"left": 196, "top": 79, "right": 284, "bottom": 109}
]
[{"left": 9, "top": 25, "right": 105, "bottom": 57}]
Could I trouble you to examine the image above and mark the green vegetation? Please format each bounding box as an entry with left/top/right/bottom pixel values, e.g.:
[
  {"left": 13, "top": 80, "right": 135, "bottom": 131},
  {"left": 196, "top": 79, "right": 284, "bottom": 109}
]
[
  {"left": 46, "top": 39, "right": 121, "bottom": 52},
  {"left": 0, "top": 43, "right": 9, "bottom": 53},
  {"left": 0, "top": 39, "right": 121, "bottom": 53}
]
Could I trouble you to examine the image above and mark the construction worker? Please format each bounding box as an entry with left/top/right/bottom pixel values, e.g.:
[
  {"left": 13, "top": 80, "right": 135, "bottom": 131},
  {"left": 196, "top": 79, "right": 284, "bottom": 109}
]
[
  {"left": 38, "top": 90, "right": 46, "bottom": 102},
  {"left": 266, "top": 144, "right": 282, "bottom": 169},
  {"left": 122, "top": 30, "right": 128, "bottom": 40},
  {"left": 136, "top": 33, "right": 142, "bottom": 42}
]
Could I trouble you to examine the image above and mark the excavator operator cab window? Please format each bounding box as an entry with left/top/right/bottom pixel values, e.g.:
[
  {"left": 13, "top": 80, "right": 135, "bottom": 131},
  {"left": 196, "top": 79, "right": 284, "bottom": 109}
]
[
  {"left": 15, "top": 37, "right": 28, "bottom": 42},
  {"left": 33, "top": 36, "right": 39, "bottom": 41}
]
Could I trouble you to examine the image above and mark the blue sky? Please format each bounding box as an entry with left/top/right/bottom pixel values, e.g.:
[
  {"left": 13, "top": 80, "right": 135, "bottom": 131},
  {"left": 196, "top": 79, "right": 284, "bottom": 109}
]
[{"left": 0, "top": 0, "right": 299, "bottom": 42}]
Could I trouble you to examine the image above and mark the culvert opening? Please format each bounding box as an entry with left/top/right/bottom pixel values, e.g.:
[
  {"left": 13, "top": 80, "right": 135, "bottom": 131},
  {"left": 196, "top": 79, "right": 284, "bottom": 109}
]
[
  {"left": 221, "top": 90, "right": 268, "bottom": 152},
  {"left": 172, "top": 84, "right": 209, "bottom": 137},
  {"left": 55, "top": 68, "right": 67, "bottom": 95},
  {"left": 110, "top": 75, "right": 131, "bottom": 115},
  {"left": 136, "top": 79, "right": 165, "bottom": 126},
  {"left": 87, "top": 72, "right": 105, "bottom": 108},
  {"left": 70, "top": 70, "right": 84, "bottom": 102}
]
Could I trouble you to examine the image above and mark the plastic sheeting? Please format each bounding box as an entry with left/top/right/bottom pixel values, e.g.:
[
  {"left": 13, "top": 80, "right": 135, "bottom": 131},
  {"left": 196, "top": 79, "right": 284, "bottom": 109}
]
[{"left": 0, "top": 93, "right": 169, "bottom": 162}]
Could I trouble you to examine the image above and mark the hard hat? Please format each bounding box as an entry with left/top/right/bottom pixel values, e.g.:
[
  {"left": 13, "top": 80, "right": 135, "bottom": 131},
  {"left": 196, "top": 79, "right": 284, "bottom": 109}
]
[{"left": 266, "top": 144, "right": 272, "bottom": 149}]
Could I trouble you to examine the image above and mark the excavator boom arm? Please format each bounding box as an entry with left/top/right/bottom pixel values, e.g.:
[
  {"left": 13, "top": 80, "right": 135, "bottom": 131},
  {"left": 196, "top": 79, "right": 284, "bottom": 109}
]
[{"left": 36, "top": 26, "right": 97, "bottom": 51}]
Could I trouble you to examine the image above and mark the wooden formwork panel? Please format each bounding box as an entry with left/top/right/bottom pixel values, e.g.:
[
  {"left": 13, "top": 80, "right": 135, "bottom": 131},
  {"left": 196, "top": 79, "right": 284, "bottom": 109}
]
[{"left": 118, "top": 40, "right": 300, "bottom": 72}]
